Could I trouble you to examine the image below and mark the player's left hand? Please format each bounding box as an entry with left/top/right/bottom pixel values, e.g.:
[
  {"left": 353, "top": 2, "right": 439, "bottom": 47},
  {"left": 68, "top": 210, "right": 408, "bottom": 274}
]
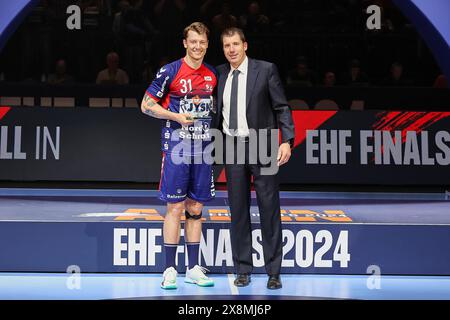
[
  {"left": 277, "top": 142, "right": 292, "bottom": 166},
  {"left": 176, "top": 113, "right": 195, "bottom": 126}
]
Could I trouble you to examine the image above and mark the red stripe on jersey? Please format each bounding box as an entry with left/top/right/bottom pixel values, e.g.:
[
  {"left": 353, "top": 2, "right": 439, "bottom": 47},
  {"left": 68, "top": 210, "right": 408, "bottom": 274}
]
[
  {"left": 158, "top": 152, "right": 166, "bottom": 191},
  {"left": 159, "top": 94, "right": 171, "bottom": 110},
  {"left": 145, "top": 92, "right": 170, "bottom": 110}
]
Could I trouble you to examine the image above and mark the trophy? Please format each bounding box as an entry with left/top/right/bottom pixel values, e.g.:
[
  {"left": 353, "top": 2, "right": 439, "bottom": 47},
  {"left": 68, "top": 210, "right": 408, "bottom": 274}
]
[{"left": 180, "top": 89, "right": 214, "bottom": 120}]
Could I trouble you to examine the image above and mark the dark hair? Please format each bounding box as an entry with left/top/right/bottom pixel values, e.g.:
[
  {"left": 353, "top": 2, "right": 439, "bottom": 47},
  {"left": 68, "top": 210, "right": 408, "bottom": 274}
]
[
  {"left": 221, "top": 27, "right": 246, "bottom": 43},
  {"left": 183, "top": 22, "right": 210, "bottom": 39}
]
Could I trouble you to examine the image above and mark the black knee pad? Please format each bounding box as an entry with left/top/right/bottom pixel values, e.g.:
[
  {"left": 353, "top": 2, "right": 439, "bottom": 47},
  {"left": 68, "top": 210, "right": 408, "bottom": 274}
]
[{"left": 185, "top": 210, "right": 202, "bottom": 220}]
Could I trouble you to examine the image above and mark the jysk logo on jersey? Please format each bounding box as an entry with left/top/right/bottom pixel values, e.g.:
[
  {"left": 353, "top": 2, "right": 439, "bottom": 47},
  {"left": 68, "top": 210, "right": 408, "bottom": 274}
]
[{"left": 180, "top": 94, "right": 212, "bottom": 119}]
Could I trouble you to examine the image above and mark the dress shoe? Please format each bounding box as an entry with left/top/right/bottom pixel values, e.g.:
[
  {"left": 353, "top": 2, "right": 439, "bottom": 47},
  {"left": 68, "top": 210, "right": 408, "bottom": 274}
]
[
  {"left": 234, "top": 274, "right": 251, "bottom": 287},
  {"left": 267, "top": 275, "right": 282, "bottom": 289}
]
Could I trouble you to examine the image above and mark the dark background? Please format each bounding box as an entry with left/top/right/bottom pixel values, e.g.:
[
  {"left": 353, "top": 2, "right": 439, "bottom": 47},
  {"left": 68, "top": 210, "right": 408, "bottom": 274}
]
[
  {"left": 0, "top": 0, "right": 446, "bottom": 88},
  {"left": 0, "top": 0, "right": 448, "bottom": 190}
]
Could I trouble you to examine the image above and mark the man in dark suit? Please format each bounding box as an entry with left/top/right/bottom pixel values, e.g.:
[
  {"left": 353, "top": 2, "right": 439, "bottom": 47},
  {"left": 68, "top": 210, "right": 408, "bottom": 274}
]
[{"left": 213, "top": 27, "right": 295, "bottom": 289}]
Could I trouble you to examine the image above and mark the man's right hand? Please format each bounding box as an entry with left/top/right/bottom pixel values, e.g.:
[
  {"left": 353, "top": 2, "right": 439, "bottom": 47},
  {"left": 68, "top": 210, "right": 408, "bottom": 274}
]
[{"left": 176, "top": 113, "right": 195, "bottom": 126}]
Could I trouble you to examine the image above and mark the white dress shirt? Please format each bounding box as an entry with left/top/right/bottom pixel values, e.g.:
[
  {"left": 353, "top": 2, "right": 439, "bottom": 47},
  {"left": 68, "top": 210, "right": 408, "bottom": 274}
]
[{"left": 222, "top": 56, "right": 250, "bottom": 137}]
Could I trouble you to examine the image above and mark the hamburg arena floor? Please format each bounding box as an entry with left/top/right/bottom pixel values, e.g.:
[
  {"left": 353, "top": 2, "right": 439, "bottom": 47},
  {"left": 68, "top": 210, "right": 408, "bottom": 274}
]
[{"left": 0, "top": 188, "right": 450, "bottom": 300}]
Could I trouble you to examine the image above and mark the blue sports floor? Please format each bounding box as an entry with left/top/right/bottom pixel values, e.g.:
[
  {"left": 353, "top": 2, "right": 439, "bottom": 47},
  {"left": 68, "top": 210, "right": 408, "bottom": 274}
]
[
  {"left": 1, "top": 188, "right": 450, "bottom": 300},
  {"left": 1, "top": 273, "right": 450, "bottom": 300}
]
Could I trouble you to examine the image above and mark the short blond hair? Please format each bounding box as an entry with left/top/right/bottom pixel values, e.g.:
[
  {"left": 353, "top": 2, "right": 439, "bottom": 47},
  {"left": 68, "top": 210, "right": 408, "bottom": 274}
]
[{"left": 183, "top": 22, "right": 210, "bottom": 39}]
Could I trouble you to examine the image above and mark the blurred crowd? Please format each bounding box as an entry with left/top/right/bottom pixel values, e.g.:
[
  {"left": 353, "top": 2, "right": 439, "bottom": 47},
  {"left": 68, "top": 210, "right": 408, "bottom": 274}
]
[{"left": 0, "top": 0, "right": 446, "bottom": 88}]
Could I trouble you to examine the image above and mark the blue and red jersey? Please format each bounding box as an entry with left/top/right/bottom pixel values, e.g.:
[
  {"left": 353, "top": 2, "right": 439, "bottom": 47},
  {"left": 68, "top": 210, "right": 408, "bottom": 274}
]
[{"left": 145, "top": 58, "right": 217, "bottom": 156}]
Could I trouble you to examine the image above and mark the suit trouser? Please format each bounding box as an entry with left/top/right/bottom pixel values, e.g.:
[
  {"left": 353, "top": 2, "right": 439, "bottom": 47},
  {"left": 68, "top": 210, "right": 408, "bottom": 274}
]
[{"left": 224, "top": 140, "right": 282, "bottom": 276}]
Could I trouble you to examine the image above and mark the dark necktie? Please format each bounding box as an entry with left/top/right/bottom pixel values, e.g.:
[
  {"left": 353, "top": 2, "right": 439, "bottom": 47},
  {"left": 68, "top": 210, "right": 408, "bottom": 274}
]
[{"left": 229, "top": 69, "right": 240, "bottom": 131}]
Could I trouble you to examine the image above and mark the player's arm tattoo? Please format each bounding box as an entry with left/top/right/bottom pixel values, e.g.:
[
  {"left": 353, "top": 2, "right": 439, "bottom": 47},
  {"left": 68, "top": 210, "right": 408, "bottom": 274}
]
[
  {"left": 142, "top": 93, "right": 176, "bottom": 121},
  {"left": 143, "top": 94, "right": 157, "bottom": 117}
]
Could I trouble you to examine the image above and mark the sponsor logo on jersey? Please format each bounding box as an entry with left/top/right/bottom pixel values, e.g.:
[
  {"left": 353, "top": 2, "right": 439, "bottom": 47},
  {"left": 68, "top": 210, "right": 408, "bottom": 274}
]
[
  {"left": 156, "top": 67, "right": 167, "bottom": 78},
  {"left": 180, "top": 95, "right": 212, "bottom": 119},
  {"left": 167, "top": 193, "right": 186, "bottom": 199},
  {"left": 204, "top": 76, "right": 212, "bottom": 81}
]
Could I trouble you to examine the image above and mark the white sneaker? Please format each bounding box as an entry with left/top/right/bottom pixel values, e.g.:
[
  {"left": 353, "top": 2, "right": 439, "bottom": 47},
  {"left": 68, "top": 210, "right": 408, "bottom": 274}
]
[
  {"left": 185, "top": 265, "right": 214, "bottom": 287},
  {"left": 161, "top": 267, "right": 177, "bottom": 289}
]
